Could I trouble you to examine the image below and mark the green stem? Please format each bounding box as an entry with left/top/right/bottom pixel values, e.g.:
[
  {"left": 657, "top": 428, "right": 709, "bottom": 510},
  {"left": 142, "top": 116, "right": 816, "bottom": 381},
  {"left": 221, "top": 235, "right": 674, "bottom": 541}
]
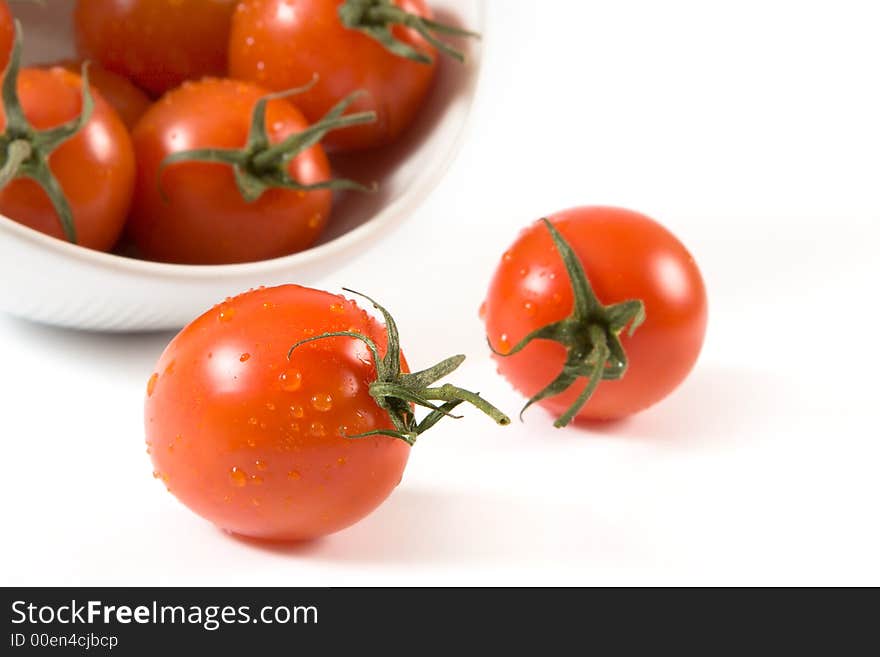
[
  {"left": 339, "top": 0, "right": 479, "bottom": 64},
  {"left": 0, "top": 139, "right": 32, "bottom": 188},
  {"left": 288, "top": 290, "right": 511, "bottom": 444}
]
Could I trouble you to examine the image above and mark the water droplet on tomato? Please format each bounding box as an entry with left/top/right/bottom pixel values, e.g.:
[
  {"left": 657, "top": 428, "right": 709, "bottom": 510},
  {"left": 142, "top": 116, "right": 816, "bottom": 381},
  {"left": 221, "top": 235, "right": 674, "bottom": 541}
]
[
  {"left": 250, "top": 474, "right": 263, "bottom": 485},
  {"left": 310, "top": 421, "right": 326, "bottom": 437},
  {"left": 291, "top": 405, "right": 304, "bottom": 419},
  {"left": 499, "top": 334, "right": 511, "bottom": 352},
  {"left": 523, "top": 302, "right": 536, "bottom": 316},
  {"left": 502, "top": 251, "right": 513, "bottom": 262},
  {"left": 146, "top": 373, "right": 158, "bottom": 397},
  {"left": 311, "top": 393, "right": 333, "bottom": 412},
  {"left": 280, "top": 369, "right": 303, "bottom": 391},
  {"left": 265, "top": 402, "right": 276, "bottom": 411},
  {"left": 246, "top": 438, "right": 257, "bottom": 448},
  {"left": 337, "top": 457, "right": 346, "bottom": 466},
  {"left": 255, "top": 460, "right": 268, "bottom": 471},
  {"left": 287, "top": 470, "right": 302, "bottom": 481},
  {"left": 240, "top": 353, "right": 251, "bottom": 362},
  {"left": 218, "top": 305, "right": 235, "bottom": 322},
  {"left": 308, "top": 213, "right": 322, "bottom": 229},
  {"left": 329, "top": 303, "right": 344, "bottom": 314},
  {"left": 229, "top": 467, "right": 247, "bottom": 487},
  {"left": 248, "top": 417, "right": 258, "bottom": 426}
]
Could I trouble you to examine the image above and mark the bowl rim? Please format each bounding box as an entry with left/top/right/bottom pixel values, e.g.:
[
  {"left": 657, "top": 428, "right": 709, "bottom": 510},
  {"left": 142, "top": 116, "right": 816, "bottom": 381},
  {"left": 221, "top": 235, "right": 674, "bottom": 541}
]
[{"left": 0, "top": 0, "right": 487, "bottom": 282}]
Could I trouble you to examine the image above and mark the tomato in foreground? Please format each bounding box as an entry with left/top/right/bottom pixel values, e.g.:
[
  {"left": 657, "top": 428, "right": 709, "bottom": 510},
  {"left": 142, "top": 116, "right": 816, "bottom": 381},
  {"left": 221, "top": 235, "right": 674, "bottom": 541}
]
[
  {"left": 0, "top": 28, "right": 135, "bottom": 250},
  {"left": 483, "top": 207, "right": 708, "bottom": 425},
  {"left": 74, "top": 0, "right": 237, "bottom": 96},
  {"left": 129, "top": 78, "right": 374, "bottom": 264},
  {"left": 229, "top": 0, "right": 476, "bottom": 152},
  {"left": 146, "top": 285, "right": 509, "bottom": 541},
  {"left": 0, "top": 1, "right": 12, "bottom": 72},
  {"left": 51, "top": 60, "right": 151, "bottom": 130}
]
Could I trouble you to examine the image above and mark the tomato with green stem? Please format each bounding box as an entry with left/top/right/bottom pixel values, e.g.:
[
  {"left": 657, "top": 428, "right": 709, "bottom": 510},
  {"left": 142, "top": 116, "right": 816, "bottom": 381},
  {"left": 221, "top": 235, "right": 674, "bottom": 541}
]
[
  {"left": 128, "top": 78, "right": 375, "bottom": 265},
  {"left": 228, "top": 0, "right": 478, "bottom": 152},
  {"left": 146, "top": 285, "right": 509, "bottom": 541},
  {"left": 74, "top": 0, "right": 237, "bottom": 97},
  {"left": 50, "top": 60, "right": 151, "bottom": 130},
  {"left": 0, "top": 23, "right": 135, "bottom": 250},
  {"left": 483, "top": 207, "right": 708, "bottom": 425}
]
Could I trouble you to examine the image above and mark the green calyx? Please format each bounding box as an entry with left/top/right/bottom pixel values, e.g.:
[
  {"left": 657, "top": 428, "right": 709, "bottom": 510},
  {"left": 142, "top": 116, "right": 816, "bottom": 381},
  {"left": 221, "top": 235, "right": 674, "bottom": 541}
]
[
  {"left": 159, "top": 81, "right": 377, "bottom": 203},
  {"left": 491, "top": 219, "right": 647, "bottom": 428},
  {"left": 0, "top": 21, "right": 94, "bottom": 244},
  {"left": 339, "top": 0, "right": 479, "bottom": 64},
  {"left": 288, "top": 288, "right": 511, "bottom": 446}
]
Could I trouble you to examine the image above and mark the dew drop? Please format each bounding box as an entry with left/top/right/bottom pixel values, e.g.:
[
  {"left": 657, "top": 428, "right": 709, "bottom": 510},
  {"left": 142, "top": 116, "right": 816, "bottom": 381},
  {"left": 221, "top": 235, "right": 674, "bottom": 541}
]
[
  {"left": 279, "top": 369, "right": 303, "bottom": 391},
  {"left": 291, "top": 405, "right": 304, "bottom": 419},
  {"left": 218, "top": 305, "right": 236, "bottom": 322},
  {"left": 502, "top": 250, "right": 513, "bottom": 262},
  {"left": 146, "top": 373, "right": 158, "bottom": 397},
  {"left": 523, "top": 301, "right": 536, "bottom": 316},
  {"left": 499, "top": 334, "right": 511, "bottom": 352},
  {"left": 337, "top": 457, "right": 346, "bottom": 466},
  {"left": 265, "top": 402, "right": 276, "bottom": 411},
  {"left": 248, "top": 417, "right": 258, "bottom": 426},
  {"left": 255, "top": 460, "right": 268, "bottom": 471},
  {"left": 329, "top": 303, "right": 344, "bottom": 314},
  {"left": 250, "top": 474, "right": 263, "bottom": 485},
  {"left": 240, "top": 353, "right": 251, "bottom": 362},
  {"left": 308, "top": 213, "right": 323, "bottom": 229},
  {"left": 519, "top": 267, "right": 528, "bottom": 277},
  {"left": 246, "top": 438, "right": 257, "bottom": 448},
  {"left": 229, "top": 467, "right": 248, "bottom": 487},
  {"left": 311, "top": 393, "right": 333, "bottom": 412},
  {"left": 310, "top": 421, "right": 326, "bottom": 437}
]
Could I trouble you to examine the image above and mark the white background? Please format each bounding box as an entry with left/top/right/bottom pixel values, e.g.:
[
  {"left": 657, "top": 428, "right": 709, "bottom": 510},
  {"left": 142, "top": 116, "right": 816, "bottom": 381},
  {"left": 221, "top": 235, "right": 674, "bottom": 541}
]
[{"left": 2, "top": 0, "right": 879, "bottom": 586}]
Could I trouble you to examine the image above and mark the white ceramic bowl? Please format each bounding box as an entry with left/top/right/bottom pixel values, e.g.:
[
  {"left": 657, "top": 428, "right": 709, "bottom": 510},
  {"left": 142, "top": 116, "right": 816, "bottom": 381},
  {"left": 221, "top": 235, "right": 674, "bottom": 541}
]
[{"left": 0, "top": 0, "right": 484, "bottom": 331}]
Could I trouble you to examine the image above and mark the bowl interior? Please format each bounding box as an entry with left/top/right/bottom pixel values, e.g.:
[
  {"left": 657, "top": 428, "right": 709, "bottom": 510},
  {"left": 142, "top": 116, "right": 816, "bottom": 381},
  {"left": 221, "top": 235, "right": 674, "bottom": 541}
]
[{"left": 0, "top": 1, "right": 484, "bottom": 330}]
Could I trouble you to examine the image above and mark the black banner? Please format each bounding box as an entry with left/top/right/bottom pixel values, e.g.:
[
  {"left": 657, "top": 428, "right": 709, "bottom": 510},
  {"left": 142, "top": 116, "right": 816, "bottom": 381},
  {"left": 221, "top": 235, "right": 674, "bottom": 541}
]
[{"left": 1, "top": 587, "right": 873, "bottom": 653}]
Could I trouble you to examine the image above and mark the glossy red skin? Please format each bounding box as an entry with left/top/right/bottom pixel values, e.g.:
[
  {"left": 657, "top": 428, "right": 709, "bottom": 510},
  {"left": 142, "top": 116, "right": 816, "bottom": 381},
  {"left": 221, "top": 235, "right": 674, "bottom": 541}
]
[
  {"left": 0, "top": 68, "right": 135, "bottom": 251},
  {"left": 0, "top": 1, "right": 12, "bottom": 73},
  {"left": 128, "top": 78, "right": 333, "bottom": 265},
  {"left": 53, "top": 60, "right": 151, "bottom": 130},
  {"left": 74, "top": 0, "right": 237, "bottom": 96},
  {"left": 146, "top": 285, "right": 411, "bottom": 542},
  {"left": 483, "top": 207, "right": 708, "bottom": 421},
  {"left": 229, "top": 0, "right": 437, "bottom": 152}
]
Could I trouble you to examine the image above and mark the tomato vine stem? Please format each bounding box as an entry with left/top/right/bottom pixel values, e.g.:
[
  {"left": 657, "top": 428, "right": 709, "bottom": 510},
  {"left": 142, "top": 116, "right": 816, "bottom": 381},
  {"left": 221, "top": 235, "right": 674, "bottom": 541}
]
[
  {"left": 339, "top": 0, "right": 479, "bottom": 64},
  {"left": 288, "top": 289, "right": 511, "bottom": 445},
  {"left": 159, "top": 82, "right": 377, "bottom": 204},
  {"left": 489, "top": 219, "right": 647, "bottom": 428},
  {"left": 0, "top": 21, "right": 94, "bottom": 243}
]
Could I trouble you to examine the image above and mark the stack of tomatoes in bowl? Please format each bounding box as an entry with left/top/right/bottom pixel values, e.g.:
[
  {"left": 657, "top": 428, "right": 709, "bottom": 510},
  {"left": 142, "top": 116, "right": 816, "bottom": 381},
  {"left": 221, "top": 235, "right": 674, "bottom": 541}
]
[{"left": 0, "top": 0, "right": 483, "bottom": 330}]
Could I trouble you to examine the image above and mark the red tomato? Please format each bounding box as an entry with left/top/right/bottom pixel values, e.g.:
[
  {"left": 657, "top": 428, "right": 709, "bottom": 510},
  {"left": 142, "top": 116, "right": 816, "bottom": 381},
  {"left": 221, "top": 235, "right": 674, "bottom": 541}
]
[
  {"left": 146, "top": 285, "right": 508, "bottom": 541},
  {"left": 52, "top": 60, "right": 151, "bottom": 130},
  {"left": 128, "top": 78, "right": 347, "bottom": 264},
  {"left": 229, "top": 0, "right": 440, "bottom": 152},
  {"left": 0, "top": 1, "right": 12, "bottom": 72},
  {"left": 0, "top": 67, "right": 135, "bottom": 251},
  {"left": 483, "top": 207, "right": 708, "bottom": 423},
  {"left": 74, "top": 0, "right": 237, "bottom": 96}
]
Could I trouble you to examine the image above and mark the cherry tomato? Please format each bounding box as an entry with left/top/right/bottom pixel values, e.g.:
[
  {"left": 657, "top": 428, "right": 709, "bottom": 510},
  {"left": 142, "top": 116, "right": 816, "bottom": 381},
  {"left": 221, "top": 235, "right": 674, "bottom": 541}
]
[
  {"left": 51, "top": 60, "right": 151, "bottom": 130},
  {"left": 74, "top": 0, "right": 237, "bottom": 96},
  {"left": 0, "top": 1, "right": 12, "bottom": 72},
  {"left": 146, "top": 285, "right": 508, "bottom": 541},
  {"left": 229, "top": 0, "right": 439, "bottom": 152},
  {"left": 128, "top": 78, "right": 347, "bottom": 264},
  {"left": 0, "top": 66, "right": 135, "bottom": 251},
  {"left": 483, "top": 207, "right": 708, "bottom": 423}
]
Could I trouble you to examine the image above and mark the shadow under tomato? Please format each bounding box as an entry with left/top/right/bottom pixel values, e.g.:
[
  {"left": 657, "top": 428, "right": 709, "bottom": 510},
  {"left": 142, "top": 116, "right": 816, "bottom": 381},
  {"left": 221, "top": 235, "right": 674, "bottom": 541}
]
[
  {"left": 227, "top": 486, "right": 641, "bottom": 567},
  {"left": 529, "top": 364, "right": 790, "bottom": 449}
]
